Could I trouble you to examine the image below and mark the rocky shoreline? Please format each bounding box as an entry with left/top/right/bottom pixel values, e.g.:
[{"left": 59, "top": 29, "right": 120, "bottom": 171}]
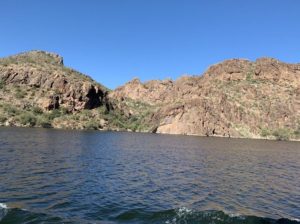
[{"left": 1, "top": 124, "right": 300, "bottom": 142}]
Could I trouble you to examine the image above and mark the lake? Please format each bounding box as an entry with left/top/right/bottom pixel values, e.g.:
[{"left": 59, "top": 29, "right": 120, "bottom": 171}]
[{"left": 0, "top": 127, "right": 299, "bottom": 224}]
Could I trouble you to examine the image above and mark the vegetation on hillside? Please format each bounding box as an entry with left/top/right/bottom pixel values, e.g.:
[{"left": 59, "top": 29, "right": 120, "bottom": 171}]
[{"left": 1, "top": 51, "right": 299, "bottom": 141}]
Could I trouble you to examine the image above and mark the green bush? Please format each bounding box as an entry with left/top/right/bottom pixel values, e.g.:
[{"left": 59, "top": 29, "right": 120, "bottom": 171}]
[
  {"left": 36, "top": 116, "right": 52, "bottom": 128},
  {"left": 0, "top": 80, "right": 4, "bottom": 89},
  {"left": 246, "top": 72, "right": 253, "bottom": 81},
  {"left": 261, "top": 128, "right": 271, "bottom": 137},
  {"left": 42, "top": 108, "right": 69, "bottom": 121},
  {"left": 84, "top": 121, "right": 98, "bottom": 130},
  {"left": 294, "top": 127, "right": 300, "bottom": 138},
  {"left": 97, "top": 106, "right": 109, "bottom": 115},
  {"left": 272, "top": 128, "right": 292, "bottom": 141},
  {"left": 17, "top": 112, "right": 37, "bottom": 126},
  {"left": 245, "top": 70, "right": 259, "bottom": 84},
  {"left": 3, "top": 104, "right": 19, "bottom": 115},
  {"left": 15, "top": 89, "right": 26, "bottom": 99},
  {"left": 81, "top": 109, "right": 92, "bottom": 117},
  {"left": 103, "top": 110, "right": 145, "bottom": 131},
  {"left": 46, "top": 109, "right": 63, "bottom": 120},
  {"left": 69, "top": 114, "right": 80, "bottom": 121},
  {"left": 32, "top": 106, "right": 43, "bottom": 114},
  {"left": 60, "top": 107, "right": 69, "bottom": 115},
  {"left": 0, "top": 115, "right": 7, "bottom": 123}
]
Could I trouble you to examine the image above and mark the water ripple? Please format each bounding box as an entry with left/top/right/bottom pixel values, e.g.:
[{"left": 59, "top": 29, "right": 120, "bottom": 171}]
[{"left": 0, "top": 127, "right": 299, "bottom": 223}]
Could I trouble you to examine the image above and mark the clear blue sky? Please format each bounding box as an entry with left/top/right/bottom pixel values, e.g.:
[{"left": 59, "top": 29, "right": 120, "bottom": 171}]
[{"left": 0, "top": 0, "right": 299, "bottom": 89}]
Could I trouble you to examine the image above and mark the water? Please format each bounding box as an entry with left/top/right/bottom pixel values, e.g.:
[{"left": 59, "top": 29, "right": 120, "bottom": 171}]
[{"left": 0, "top": 127, "right": 299, "bottom": 224}]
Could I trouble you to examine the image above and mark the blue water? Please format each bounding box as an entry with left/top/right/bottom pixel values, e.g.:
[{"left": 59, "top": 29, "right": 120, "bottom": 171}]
[{"left": 0, "top": 127, "right": 299, "bottom": 223}]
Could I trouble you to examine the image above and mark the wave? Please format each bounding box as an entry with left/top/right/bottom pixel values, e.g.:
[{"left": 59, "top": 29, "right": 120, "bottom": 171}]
[
  {"left": 114, "top": 207, "right": 300, "bottom": 224},
  {"left": 1, "top": 204, "right": 299, "bottom": 224},
  {"left": 0, "top": 204, "right": 8, "bottom": 210},
  {"left": 0, "top": 203, "right": 68, "bottom": 224}
]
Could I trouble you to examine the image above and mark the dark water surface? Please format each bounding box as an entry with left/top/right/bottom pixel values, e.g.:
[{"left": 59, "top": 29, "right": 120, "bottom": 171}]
[{"left": 0, "top": 127, "right": 299, "bottom": 224}]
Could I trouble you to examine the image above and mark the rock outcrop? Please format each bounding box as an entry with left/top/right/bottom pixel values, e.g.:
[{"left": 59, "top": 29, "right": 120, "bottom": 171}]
[
  {"left": 0, "top": 51, "right": 109, "bottom": 112},
  {"left": 111, "top": 58, "right": 300, "bottom": 140},
  {"left": 0, "top": 51, "right": 119, "bottom": 130}
]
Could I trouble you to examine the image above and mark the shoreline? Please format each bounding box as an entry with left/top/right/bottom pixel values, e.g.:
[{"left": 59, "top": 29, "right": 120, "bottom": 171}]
[{"left": 1, "top": 124, "right": 299, "bottom": 142}]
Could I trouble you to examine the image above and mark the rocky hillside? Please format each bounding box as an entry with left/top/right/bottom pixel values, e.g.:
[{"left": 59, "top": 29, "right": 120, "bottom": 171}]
[
  {"left": 0, "top": 51, "right": 109, "bottom": 110},
  {"left": 1, "top": 51, "right": 299, "bottom": 140},
  {"left": 111, "top": 58, "right": 300, "bottom": 140},
  {"left": 0, "top": 51, "right": 146, "bottom": 131}
]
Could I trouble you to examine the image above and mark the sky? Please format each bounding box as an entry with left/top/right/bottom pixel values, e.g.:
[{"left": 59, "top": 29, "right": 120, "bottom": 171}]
[{"left": 0, "top": 0, "right": 300, "bottom": 89}]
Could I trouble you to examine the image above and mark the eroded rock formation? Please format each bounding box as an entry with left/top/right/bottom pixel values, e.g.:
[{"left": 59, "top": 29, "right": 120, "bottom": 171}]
[
  {"left": 0, "top": 51, "right": 109, "bottom": 112},
  {"left": 111, "top": 58, "right": 300, "bottom": 139}
]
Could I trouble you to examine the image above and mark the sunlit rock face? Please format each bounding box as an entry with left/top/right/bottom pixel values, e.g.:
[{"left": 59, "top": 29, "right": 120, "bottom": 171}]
[
  {"left": 111, "top": 58, "right": 300, "bottom": 139},
  {"left": 0, "top": 50, "right": 109, "bottom": 112}
]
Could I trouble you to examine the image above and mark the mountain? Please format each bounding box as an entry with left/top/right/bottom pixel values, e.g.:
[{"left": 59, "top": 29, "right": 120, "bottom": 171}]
[
  {"left": 0, "top": 51, "right": 131, "bottom": 130},
  {"left": 111, "top": 58, "right": 300, "bottom": 140},
  {"left": 1, "top": 51, "right": 299, "bottom": 140}
]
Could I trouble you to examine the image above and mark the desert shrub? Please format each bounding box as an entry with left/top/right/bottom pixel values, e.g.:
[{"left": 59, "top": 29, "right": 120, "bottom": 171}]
[
  {"left": 15, "top": 88, "right": 26, "bottom": 99},
  {"left": 36, "top": 116, "right": 52, "bottom": 128},
  {"left": 17, "top": 112, "right": 37, "bottom": 126},
  {"left": 32, "top": 106, "right": 43, "bottom": 114},
  {"left": 69, "top": 114, "right": 80, "bottom": 121},
  {"left": 261, "top": 128, "right": 271, "bottom": 137},
  {"left": 245, "top": 70, "right": 260, "bottom": 84},
  {"left": 60, "top": 107, "right": 69, "bottom": 115},
  {"left": 81, "top": 109, "right": 92, "bottom": 117},
  {"left": 246, "top": 72, "right": 253, "bottom": 81},
  {"left": 109, "top": 114, "right": 126, "bottom": 128},
  {"left": 46, "top": 111, "right": 59, "bottom": 120},
  {"left": 97, "top": 106, "right": 109, "bottom": 115},
  {"left": 78, "top": 110, "right": 94, "bottom": 122},
  {"left": 272, "top": 128, "right": 292, "bottom": 141},
  {"left": 0, "top": 58, "right": 14, "bottom": 67},
  {"left": 294, "top": 127, "right": 300, "bottom": 139},
  {"left": 0, "top": 80, "right": 5, "bottom": 89},
  {"left": 0, "top": 115, "right": 7, "bottom": 123},
  {"left": 46, "top": 109, "right": 65, "bottom": 120},
  {"left": 104, "top": 109, "right": 144, "bottom": 131},
  {"left": 84, "top": 121, "right": 99, "bottom": 130},
  {"left": 3, "top": 104, "right": 19, "bottom": 115}
]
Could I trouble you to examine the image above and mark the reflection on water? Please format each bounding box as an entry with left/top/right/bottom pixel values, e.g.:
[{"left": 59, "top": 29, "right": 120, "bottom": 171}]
[{"left": 0, "top": 127, "right": 299, "bottom": 223}]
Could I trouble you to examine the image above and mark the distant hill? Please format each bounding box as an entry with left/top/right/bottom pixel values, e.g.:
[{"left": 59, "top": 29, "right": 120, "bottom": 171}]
[
  {"left": 1, "top": 51, "right": 299, "bottom": 140},
  {"left": 111, "top": 58, "right": 300, "bottom": 140}
]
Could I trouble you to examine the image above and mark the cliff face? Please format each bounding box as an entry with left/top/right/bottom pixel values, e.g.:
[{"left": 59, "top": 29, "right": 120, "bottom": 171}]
[
  {"left": 0, "top": 51, "right": 109, "bottom": 112},
  {"left": 111, "top": 58, "right": 300, "bottom": 140},
  {"left": 1, "top": 51, "right": 299, "bottom": 140},
  {"left": 0, "top": 51, "right": 116, "bottom": 130}
]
